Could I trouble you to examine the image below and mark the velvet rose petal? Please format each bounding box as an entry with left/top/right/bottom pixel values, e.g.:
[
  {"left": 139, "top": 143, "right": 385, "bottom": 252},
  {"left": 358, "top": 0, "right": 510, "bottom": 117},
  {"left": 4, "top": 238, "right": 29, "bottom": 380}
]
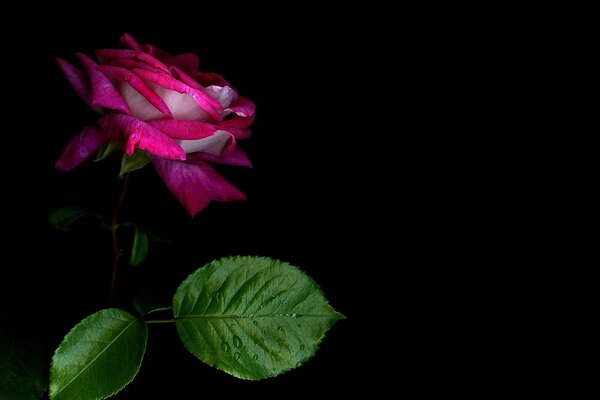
[
  {"left": 165, "top": 54, "right": 200, "bottom": 74},
  {"left": 187, "top": 146, "right": 252, "bottom": 167},
  {"left": 120, "top": 33, "right": 142, "bottom": 50},
  {"left": 218, "top": 113, "right": 256, "bottom": 129},
  {"left": 170, "top": 66, "right": 202, "bottom": 89},
  {"left": 110, "top": 58, "right": 164, "bottom": 73},
  {"left": 76, "top": 53, "right": 130, "bottom": 114},
  {"left": 95, "top": 49, "right": 170, "bottom": 73},
  {"left": 147, "top": 119, "right": 217, "bottom": 140},
  {"left": 56, "top": 125, "right": 108, "bottom": 171},
  {"left": 219, "top": 126, "right": 252, "bottom": 140},
  {"left": 98, "top": 114, "right": 185, "bottom": 160},
  {"left": 140, "top": 44, "right": 171, "bottom": 61},
  {"left": 56, "top": 58, "right": 92, "bottom": 106},
  {"left": 228, "top": 96, "right": 256, "bottom": 117},
  {"left": 152, "top": 156, "right": 246, "bottom": 216},
  {"left": 98, "top": 65, "right": 173, "bottom": 117}
]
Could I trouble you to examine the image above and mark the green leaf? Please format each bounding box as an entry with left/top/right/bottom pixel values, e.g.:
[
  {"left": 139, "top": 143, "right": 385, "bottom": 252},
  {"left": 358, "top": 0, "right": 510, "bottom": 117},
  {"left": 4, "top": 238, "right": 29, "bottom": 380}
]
[
  {"left": 119, "top": 150, "right": 150, "bottom": 177},
  {"left": 94, "top": 141, "right": 119, "bottom": 162},
  {"left": 0, "top": 329, "right": 47, "bottom": 400},
  {"left": 49, "top": 207, "right": 90, "bottom": 231},
  {"left": 173, "top": 256, "right": 344, "bottom": 380},
  {"left": 50, "top": 309, "right": 147, "bottom": 400},
  {"left": 129, "top": 224, "right": 149, "bottom": 266}
]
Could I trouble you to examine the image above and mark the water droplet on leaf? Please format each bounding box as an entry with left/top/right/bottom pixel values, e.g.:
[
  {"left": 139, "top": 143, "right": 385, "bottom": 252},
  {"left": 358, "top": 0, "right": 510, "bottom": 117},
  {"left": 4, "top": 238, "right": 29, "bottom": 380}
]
[
  {"left": 253, "top": 354, "right": 259, "bottom": 361},
  {"left": 233, "top": 335, "right": 242, "bottom": 348},
  {"left": 221, "top": 342, "right": 230, "bottom": 352},
  {"left": 277, "top": 326, "right": 283, "bottom": 332},
  {"left": 234, "top": 352, "right": 241, "bottom": 360}
]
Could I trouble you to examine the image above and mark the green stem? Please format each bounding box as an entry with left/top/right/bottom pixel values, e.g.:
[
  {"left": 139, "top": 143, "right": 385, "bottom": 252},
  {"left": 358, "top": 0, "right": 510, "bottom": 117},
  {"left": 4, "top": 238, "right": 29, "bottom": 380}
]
[
  {"left": 108, "top": 174, "right": 130, "bottom": 305},
  {"left": 144, "top": 307, "right": 173, "bottom": 316},
  {"left": 145, "top": 319, "right": 176, "bottom": 324}
]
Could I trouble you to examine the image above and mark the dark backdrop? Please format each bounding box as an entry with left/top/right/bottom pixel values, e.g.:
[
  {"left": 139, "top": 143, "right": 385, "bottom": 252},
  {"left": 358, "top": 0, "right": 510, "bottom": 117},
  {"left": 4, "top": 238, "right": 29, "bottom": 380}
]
[{"left": 0, "top": 6, "right": 403, "bottom": 398}]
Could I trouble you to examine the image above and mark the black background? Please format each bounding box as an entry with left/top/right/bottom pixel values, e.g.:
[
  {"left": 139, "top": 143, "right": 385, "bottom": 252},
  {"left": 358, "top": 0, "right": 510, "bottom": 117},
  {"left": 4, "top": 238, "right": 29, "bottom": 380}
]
[{"left": 0, "top": 6, "right": 405, "bottom": 398}]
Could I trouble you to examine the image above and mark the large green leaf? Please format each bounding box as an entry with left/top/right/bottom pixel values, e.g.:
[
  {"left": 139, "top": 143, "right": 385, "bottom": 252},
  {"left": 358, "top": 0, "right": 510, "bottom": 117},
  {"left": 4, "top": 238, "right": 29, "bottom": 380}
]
[
  {"left": 0, "top": 329, "right": 47, "bottom": 400},
  {"left": 173, "top": 256, "right": 344, "bottom": 380},
  {"left": 129, "top": 224, "right": 149, "bottom": 266},
  {"left": 50, "top": 309, "right": 147, "bottom": 400},
  {"left": 49, "top": 207, "right": 90, "bottom": 231}
]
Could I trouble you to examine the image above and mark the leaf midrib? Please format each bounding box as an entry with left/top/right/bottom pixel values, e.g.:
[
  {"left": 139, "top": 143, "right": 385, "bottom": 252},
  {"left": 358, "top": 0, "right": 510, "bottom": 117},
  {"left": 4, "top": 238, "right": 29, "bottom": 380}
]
[
  {"left": 52, "top": 319, "right": 136, "bottom": 398},
  {"left": 176, "top": 314, "right": 336, "bottom": 319}
]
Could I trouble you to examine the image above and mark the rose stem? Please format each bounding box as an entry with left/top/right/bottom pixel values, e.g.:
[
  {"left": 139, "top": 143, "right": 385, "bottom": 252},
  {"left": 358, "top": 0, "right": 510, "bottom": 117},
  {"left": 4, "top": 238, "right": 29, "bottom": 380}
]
[
  {"left": 108, "top": 173, "right": 130, "bottom": 305},
  {"left": 145, "top": 319, "right": 176, "bottom": 324}
]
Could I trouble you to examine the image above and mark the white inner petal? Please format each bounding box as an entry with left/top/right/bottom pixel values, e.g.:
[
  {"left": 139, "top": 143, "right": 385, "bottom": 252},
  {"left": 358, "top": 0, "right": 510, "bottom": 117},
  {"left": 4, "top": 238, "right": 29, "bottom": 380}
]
[
  {"left": 119, "top": 82, "right": 165, "bottom": 121},
  {"left": 178, "top": 130, "right": 231, "bottom": 155},
  {"left": 205, "top": 85, "right": 236, "bottom": 108},
  {"left": 151, "top": 83, "right": 210, "bottom": 121},
  {"left": 119, "top": 79, "right": 237, "bottom": 122}
]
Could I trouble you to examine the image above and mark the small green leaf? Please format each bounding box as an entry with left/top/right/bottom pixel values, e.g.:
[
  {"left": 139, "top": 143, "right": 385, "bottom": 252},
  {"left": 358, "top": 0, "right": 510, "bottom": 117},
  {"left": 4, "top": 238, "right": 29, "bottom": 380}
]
[
  {"left": 49, "top": 207, "right": 90, "bottom": 231},
  {"left": 0, "top": 329, "right": 47, "bottom": 400},
  {"left": 129, "top": 225, "right": 149, "bottom": 266},
  {"left": 119, "top": 151, "right": 150, "bottom": 177},
  {"left": 50, "top": 309, "right": 147, "bottom": 400},
  {"left": 173, "top": 256, "right": 344, "bottom": 380},
  {"left": 94, "top": 141, "right": 119, "bottom": 162}
]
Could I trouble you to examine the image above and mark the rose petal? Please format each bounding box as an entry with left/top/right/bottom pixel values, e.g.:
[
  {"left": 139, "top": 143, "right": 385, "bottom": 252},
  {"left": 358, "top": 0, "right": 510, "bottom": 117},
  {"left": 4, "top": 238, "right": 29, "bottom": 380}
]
[
  {"left": 220, "top": 126, "right": 252, "bottom": 139},
  {"left": 152, "top": 156, "right": 246, "bottom": 216},
  {"left": 165, "top": 53, "right": 199, "bottom": 74},
  {"left": 98, "top": 114, "right": 185, "bottom": 160},
  {"left": 56, "top": 125, "right": 108, "bottom": 171},
  {"left": 147, "top": 119, "right": 217, "bottom": 140},
  {"left": 56, "top": 58, "right": 92, "bottom": 107},
  {"left": 218, "top": 113, "right": 255, "bottom": 130},
  {"left": 133, "top": 68, "right": 223, "bottom": 121},
  {"left": 170, "top": 66, "right": 202, "bottom": 89},
  {"left": 140, "top": 44, "right": 171, "bottom": 61},
  {"left": 120, "top": 33, "right": 142, "bottom": 50},
  {"left": 196, "top": 72, "right": 230, "bottom": 87},
  {"left": 98, "top": 65, "right": 172, "bottom": 117},
  {"left": 187, "top": 146, "right": 252, "bottom": 167},
  {"left": 205, "top": 85, "right": 237, "bottom": 109},
  {"left": 95, "top": 49, "right": 170, "bottom": 73},
  {"left": 178, "top": 130, "right": 234, "bottom": 155},
  {"left": 228, "top": 96, "right": 256, "bottom": 117},
  {"left": 76, "top": 53, "right": 130, "bottom": 114},
  {"left": 110, "top": 58, "right": 164, "bottom": 73}
]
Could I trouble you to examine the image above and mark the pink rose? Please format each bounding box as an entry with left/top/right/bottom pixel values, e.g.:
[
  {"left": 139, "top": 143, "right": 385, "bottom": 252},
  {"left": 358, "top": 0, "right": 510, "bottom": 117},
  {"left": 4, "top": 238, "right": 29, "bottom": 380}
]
[{"left": 56, "top": 33, "right": 255, "bottom": 216}]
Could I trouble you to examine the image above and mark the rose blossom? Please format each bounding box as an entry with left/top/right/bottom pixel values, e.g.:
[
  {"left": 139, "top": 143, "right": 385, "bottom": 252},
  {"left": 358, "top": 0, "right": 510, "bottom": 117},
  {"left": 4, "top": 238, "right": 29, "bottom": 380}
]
[{"left": 56, "top": 33, "right": 255, "bottom": 216}]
